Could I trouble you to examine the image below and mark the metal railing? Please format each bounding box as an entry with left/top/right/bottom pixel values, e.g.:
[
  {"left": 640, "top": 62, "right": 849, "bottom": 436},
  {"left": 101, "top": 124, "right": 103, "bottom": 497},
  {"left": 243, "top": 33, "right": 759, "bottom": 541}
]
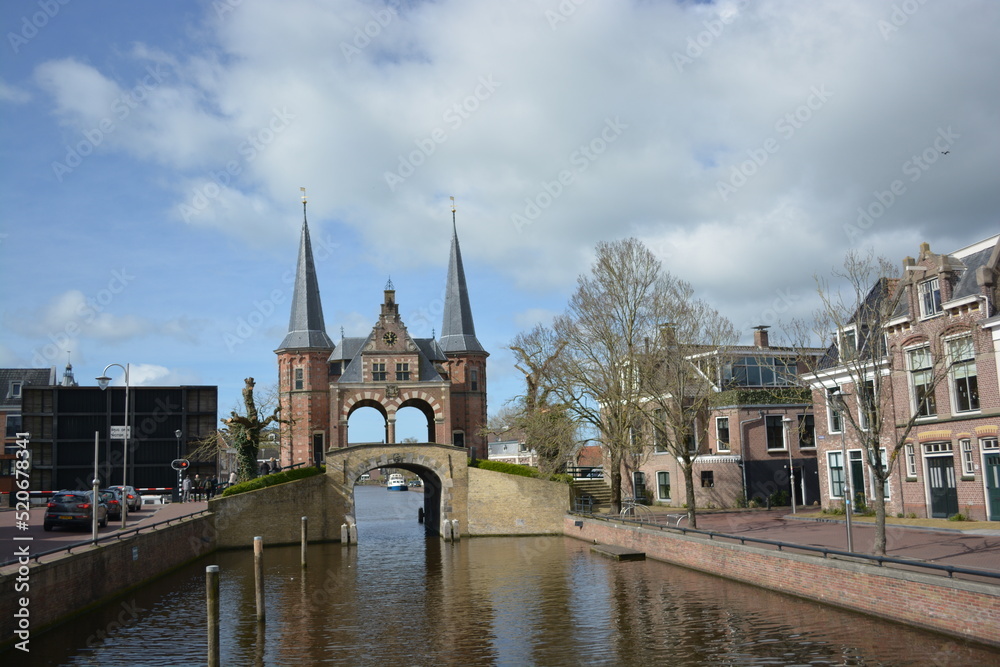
[
  {"left": 573, "top": 511, "right": 1000, "bottom": 583},
  {"left": 0, "top": 508, "right": 211, "bottom": 568}
]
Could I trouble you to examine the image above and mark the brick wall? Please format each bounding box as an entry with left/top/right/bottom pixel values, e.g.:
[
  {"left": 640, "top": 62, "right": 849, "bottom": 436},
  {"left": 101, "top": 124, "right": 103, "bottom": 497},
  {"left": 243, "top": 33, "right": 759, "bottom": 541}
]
[
  {"left": 566, "top": 516, "right": 1000, "bottom": 647},
  {"left": 466, "top": 467, "right": 569, "bottom": 535},
  {"left": 0, "top": 513, "right": 214, "bottom": 647}
]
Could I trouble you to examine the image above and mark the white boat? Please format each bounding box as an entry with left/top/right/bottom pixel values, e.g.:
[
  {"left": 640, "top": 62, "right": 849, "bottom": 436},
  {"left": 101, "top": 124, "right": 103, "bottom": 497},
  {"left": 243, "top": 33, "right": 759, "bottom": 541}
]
[{"left": 386, "top": 473, "right": 408, "bottom": 491}]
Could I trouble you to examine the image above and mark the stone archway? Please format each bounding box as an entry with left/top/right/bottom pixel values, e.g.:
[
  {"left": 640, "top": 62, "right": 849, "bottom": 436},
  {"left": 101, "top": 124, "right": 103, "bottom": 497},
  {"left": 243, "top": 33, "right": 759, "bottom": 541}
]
[
  {"left": 346, "top": 399, "right": 388, "bottom": 444},
  {"left": 326, "top": 443, "right": 468, "bottom": 538}
]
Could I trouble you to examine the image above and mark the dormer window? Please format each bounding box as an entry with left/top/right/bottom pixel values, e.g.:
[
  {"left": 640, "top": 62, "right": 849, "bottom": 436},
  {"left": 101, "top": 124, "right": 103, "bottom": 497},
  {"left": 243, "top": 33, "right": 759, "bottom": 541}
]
[
  {"left": 918, "top": 277, "right": 941, "bottom": 318},
  {"left": 839, "top": 328, "right": 857, "bottom": 359},
  {"left": 9, "top": 382, "right": 22, "bottom": 399}
]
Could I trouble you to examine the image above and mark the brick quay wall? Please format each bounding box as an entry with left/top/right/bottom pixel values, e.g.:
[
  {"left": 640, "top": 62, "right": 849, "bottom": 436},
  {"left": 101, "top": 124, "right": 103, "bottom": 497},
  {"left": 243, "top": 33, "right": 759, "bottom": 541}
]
[
  {"left": 1, "top": 513, "right": 214, "bottom": 649},
  {"left": 565, "top": 516, "right": 1000, "bottom": 648}
]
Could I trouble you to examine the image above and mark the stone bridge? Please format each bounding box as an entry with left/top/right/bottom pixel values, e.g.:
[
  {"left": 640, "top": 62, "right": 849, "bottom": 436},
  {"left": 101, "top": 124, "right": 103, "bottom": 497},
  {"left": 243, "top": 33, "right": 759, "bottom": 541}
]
[{"left": 326, "top": 443, "right": 469, "bottom": 538}]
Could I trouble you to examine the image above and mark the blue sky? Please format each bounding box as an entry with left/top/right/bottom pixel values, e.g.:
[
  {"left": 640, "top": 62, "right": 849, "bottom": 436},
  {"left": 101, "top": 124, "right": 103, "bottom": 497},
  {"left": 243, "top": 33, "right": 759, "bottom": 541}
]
[{"left": 2, "top": 1, "right": 999, "bottom": 441}]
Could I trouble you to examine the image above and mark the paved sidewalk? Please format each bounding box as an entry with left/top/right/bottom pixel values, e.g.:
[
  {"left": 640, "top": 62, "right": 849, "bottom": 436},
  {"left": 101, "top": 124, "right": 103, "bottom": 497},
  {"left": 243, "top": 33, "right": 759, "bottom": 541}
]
[{"left": 601, "top": 507, "right": 1000, "bottom": 575}]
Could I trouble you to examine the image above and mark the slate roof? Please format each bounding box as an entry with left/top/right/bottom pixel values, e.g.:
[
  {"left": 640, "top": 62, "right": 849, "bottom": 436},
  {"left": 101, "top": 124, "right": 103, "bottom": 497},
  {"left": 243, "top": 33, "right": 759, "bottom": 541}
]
[
  {"left": 891, "top": 236, "right": 998, "bottom": 319},
  {"left": 1, "top": 368, "right": 56, "bottom": 408},
  {"left": 277, "top": 218, "right": 334, "bottom": 351},
  {"left": 439, "top": 221, "right": 486, "bottom": 354}
]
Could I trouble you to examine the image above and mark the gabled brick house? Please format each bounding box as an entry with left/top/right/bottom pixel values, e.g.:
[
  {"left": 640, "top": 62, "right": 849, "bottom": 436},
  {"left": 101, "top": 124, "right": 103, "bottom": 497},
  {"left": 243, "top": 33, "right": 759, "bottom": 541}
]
[{"left": 808, "top": 235, "right": 1000, "bottom": 520}]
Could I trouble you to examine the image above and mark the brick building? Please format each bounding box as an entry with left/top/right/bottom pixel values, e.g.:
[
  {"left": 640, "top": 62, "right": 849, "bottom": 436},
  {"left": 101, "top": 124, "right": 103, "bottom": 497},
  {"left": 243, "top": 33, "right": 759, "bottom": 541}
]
[
  {"left": 633, "top": 326, "right": 825, "bottom": 509},
  {"left": 808, "top": 235, "right": 1000, "bottom": 520},
  {"left": 276, "top": 201, "right": 488, "bottom": 466}
]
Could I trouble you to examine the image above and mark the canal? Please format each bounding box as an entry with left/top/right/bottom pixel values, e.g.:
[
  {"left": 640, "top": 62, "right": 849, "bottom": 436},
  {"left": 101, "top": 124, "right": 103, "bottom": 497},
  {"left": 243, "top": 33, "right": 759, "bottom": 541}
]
[{"left": 7, "top": 486, "right": 999, "bottom": 665}]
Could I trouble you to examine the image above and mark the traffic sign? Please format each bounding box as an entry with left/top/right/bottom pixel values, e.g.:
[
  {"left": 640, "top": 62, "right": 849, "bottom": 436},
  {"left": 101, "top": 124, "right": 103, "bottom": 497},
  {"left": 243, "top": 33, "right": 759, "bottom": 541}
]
[{"left": 110, "top": 425, "right": 131, "bottom": 439}]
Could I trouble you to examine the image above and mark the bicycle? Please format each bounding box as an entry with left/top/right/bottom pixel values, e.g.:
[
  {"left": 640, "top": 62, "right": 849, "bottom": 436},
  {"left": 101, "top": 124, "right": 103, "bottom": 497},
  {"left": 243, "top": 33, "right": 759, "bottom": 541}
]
[{"left": 619, "top": 497, "right": 654, "bottom": 522}]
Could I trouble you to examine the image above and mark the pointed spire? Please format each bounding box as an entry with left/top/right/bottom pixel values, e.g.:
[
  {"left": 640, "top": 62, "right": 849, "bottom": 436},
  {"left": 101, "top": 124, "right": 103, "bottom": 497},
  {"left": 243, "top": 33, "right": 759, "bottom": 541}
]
[
  {"left": 440, "top": 199, "right": 485, "bottom": 354},
  {"left": 277, "top": 193, "right": 334, "bottom": 351}
]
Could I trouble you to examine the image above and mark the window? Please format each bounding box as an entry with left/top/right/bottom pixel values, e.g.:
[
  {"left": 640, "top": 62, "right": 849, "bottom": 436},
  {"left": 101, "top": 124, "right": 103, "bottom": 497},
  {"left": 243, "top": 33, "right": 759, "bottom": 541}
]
[
  {"left": 859, "top": 380, "right": 875, "bottom": 431},
  {"left": 453, "top": 431, "right": 465, "bottom": 448},
  {"left": 470, "top": 368, "right": 479, "bottom": 391},
  {"left": 765, "top": 415, "right": 785, "bottom": 450},
  {"left": 961, "top": 439, "right": 974, "bottom": 476},
  {"left": 9, "top": 381, "right": 22, "bottom": 398},
  {"left": 828, "top": 390, "right": 843, "bottom": 434},
  {"left": 294, "top": 368, "right": 303, "bottom": 390},
  {"left": 908, "top": 347, "right": 936, "bottom": 417},
  {"left": 983, "top": 438, "right": 999, "bottom": 451},
  {"left": 716, "top": 417, "right": 730, "bottom": 452},
  {"left": 828, "top": 451, "right": 845, "bottom": 498},
  {"left": 724, "top": 356, "right": 795, "bottom": 387},
  {"left": 396, "top": 362, "right": 410, "bottom": 381},
  {"left": 840, "top": 328, "right": 857, "bottom": 358},
  {"left": 923, "top": 441, "right": 952, "bottom": 454},
  {"left": 700, "top": 470, "right": 714, "bottom": 488},
  {"left": 797, "top": 414, "right": 815, "bottom": 449},
  {"left": 905, "top": 443, "right": 917, "bottom": 478},
  {"left": 918, "top": 277, "right": 941, "bottom": 318},
  {"left": 372, "top": 363, "right": 387, "bottom": 382},
  {"left": 653, "top": 410, "right": 668, "bottom": 453},
  {"left": 5, "top": 414, "right": 22, "bottom": 439},
  {"left": 684, "top": 423, "right": 697, "bottom": 454},
  {"left": 948, "top": 337, "right": 979, "bottom": 412},
  {"left": 657, "top": 471, "right": 671, "bottom": 500}
]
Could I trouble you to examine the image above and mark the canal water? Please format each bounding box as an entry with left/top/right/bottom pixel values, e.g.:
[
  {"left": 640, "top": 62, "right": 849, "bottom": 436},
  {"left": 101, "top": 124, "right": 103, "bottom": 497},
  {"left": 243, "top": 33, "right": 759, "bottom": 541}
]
[{"left": 8, "top": 486, "right": 999, "bottom": 666}]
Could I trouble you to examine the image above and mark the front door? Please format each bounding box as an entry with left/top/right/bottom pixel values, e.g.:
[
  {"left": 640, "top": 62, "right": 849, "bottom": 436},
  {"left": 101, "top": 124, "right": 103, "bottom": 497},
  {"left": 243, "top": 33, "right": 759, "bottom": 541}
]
[
  {"left": 985, "top": 453, "right": 1000, "bottom": 521},
  {"left": 632, "top": 471, "right": 646, "bottom": 503},
  {"left": 927, "top": 456, "right": 959, "bottom": 518},
  {"left": 849, "top": 452, "right": 866, "bottom": 510}
]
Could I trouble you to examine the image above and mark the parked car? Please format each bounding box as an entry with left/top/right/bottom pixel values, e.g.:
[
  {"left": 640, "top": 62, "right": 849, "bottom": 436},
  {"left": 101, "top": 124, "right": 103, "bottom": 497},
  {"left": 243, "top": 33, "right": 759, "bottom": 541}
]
[
  {"left": 586, "top": 467, "right": 604, "bottom": 478},
  {"left": 44, "top": 490, "right": 108, "bottom": 531},
  {"left": 100, "top": 488, "right": 123, "bottom": 520},
  {"left": 108, "top": 485, "right": 142, "bottom": 512}
]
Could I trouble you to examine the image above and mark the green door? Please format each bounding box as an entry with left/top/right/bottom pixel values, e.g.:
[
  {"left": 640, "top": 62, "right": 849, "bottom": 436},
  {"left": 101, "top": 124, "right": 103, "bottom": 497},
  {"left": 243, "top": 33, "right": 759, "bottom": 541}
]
[
  {"left": 849, "top": 452, "right": 867, "bottom": 510},
  {"left": 985, "top": 453, "right": 1000, "bottom": 521},
  {"left": 927, "top": 456, "right": 959, "bottom": 518}
]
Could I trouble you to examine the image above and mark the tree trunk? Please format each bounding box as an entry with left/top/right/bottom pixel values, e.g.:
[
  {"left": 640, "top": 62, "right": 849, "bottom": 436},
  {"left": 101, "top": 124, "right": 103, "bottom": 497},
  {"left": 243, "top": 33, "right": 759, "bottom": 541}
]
[
  {"left": 872, "top": 475, "right": 887, "bottom": 555},
  {"left": 610, "top": 449, "right": 623, "bottom": 514},
  {"left": 684, "top": 462, "right": 697, "bottom": 529}
]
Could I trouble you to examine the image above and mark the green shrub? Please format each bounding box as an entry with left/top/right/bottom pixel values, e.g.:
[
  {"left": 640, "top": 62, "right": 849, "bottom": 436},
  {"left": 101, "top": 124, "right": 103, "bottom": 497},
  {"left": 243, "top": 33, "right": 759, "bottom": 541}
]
[
  {"left": 947, "top": 513, "right": 968, "bottom": 522},
  {"left": 467, "top": 459, "right": 571, "bottom": 483},
  {"left": 220, "top": 465, "right": 325, "bottom": 498}
]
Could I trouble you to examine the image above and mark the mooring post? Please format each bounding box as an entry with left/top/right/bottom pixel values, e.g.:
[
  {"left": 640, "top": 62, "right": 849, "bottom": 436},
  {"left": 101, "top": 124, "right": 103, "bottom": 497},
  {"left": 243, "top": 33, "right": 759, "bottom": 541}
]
[
  {"left": 254, "top": 536, "right": 265, "bottom": 623},
  {"left": 301, "top": 516, "right": 308, "bottom": 568},
  {"left": 341, "top": 523, "right": 349, "bottom": 544},
  {"left": 452, "top": 519, "right": 460, "bottom": 541},
  {"left": 349, "top": 522, "right": 358, "bottom": 543},
  {"left": 206, "top": 565, "right": 220, "bottom": 667}
]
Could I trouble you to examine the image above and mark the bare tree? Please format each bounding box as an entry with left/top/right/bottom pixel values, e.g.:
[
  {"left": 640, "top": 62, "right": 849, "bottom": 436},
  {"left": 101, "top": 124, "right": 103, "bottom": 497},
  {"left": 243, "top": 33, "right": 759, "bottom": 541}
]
[
  {"left": 799, "top": 250, "right": 955, "bottom": 555},
  {"left": 636, "top": 282, "right": 738, "bottom": 528},
  {"left": 551, "top": 238, "right": 669, "bottom": 513},
  {"left": 223, "top": 378, "right": 286, "bottom": 483}
]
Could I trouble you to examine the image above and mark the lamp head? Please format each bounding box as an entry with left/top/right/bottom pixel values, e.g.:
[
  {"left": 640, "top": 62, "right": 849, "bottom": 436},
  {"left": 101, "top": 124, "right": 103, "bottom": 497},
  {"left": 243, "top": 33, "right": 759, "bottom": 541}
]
[
  {"left": 175, "top": 430, "right": 182, "bottom": 438},
  {"left": 96, "top": 375, "right": 112, "bottom": 390}
]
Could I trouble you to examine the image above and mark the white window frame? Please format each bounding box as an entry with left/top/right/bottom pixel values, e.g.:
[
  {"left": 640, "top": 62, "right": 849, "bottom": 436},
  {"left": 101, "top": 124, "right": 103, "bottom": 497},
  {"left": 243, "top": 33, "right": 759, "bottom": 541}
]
[
  {"left": 907, "top": 346, "right": 936, "bottom": 418},
  {"left": 905, "top": 443, "right": 917, "bottom": 478},
  {"left": 983, "top": 437, "right": 999, "bottom": 451},
  {"left": 961, "top": 439, "right": 974, "bottom": 476},
  {"left": 715, "top": 416, "right": 730, "bottom": 452},
  {"left": 947, "top": 335, "right": 979, "bottom": 414},
  {"left": 827, "top": 450, "right": 845, "bottom": 499},
  {"left": 653, "top": 410, "right": 668, "bottom": 453},
  {"left": 10, "top": 381, "right": 22, "bottom": 399},
  {"left": 827, "top": 389, "right": 843, "bottom": 434},
  {"left": 656, "top": 471, "right": 671, "bottom": 501},
  {"left": 797, "top": 413, "right": 816, "bottom": 449},
  {"left": 765, "top": 415, "right": 786, "bottom": 451},
  {"left": 293, "top": 367, "right": 304, "bottom": 390},
  {"left": 858, "top": 379, "right": 875, "bottom": 431},
  {"left": 918, "top": 277, "right": 942, "bottom": 318},
  {"left": 838, "top": 326, "right": 858, "bottom": 359}
]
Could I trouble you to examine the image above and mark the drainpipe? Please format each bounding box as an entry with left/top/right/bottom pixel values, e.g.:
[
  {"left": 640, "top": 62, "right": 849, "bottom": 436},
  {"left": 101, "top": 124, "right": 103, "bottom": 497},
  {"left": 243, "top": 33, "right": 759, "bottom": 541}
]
[{"left": 739, "top": 412, "right": 764, "bottom": 505}]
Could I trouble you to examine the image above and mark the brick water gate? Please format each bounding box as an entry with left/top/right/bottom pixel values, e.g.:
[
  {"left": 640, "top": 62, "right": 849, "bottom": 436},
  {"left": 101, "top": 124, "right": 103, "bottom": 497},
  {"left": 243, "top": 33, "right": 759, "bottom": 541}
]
[{"left": 325, "top": 443, "right": 469, "bottom": 538}]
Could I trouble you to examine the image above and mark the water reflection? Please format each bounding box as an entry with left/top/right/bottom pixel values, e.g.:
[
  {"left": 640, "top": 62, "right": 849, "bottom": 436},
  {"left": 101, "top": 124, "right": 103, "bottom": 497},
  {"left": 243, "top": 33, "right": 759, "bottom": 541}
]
[{"left": 6, "top": 486, "right": 998, "bottom": 665}]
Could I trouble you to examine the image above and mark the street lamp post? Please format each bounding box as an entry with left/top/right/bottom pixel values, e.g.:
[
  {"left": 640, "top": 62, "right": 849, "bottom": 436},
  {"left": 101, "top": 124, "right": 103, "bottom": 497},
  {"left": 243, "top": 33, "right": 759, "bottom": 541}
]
[
  {"left": 829, "top": 388, "right": 854, "bottom": 552},
  {"left": 97, "top": 363, "right": 130, "bottom": 530},
  {"left": 782, "top": 417, "right": 796, "bottom": 514},
  {"left": 175, "top": 430, "right": 183, "bottom": 503}
]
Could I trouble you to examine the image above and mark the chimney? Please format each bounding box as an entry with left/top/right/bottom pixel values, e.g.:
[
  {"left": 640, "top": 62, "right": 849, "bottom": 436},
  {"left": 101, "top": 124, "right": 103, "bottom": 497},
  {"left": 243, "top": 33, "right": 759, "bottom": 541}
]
[{"left": 753, "top": 325, "right": 770, "bottom": 348}]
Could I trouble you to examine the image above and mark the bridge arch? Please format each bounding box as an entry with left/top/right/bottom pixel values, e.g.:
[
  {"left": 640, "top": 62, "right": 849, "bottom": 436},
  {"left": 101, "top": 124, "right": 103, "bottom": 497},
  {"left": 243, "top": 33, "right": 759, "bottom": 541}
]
[{"left": 327, "top": 443, "right": 468, "bottom": 537}]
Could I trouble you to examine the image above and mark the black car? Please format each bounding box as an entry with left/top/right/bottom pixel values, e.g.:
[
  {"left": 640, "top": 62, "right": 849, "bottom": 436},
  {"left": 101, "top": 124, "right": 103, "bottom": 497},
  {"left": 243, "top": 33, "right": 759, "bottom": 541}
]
[
  {"left": 44, "top": 490, "right": 108, "bottom": 531},
  {"left": 100, "top": 488, "right": 123, "bottom": 520},
  {"left": 108, "top": 485, "right": 142, "bottom": 512}
]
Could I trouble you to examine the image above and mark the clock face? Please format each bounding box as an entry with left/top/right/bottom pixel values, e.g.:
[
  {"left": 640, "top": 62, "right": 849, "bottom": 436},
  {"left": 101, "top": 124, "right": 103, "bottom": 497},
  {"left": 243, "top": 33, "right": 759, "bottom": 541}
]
[{"left": 383, "top": 331, "right": 397, "bottom": 346}]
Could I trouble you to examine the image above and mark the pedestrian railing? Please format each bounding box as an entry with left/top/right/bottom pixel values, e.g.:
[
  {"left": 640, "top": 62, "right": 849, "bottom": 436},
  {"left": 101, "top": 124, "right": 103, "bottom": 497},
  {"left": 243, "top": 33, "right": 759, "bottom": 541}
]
[
  {"left": 0, "top": 507, "right": 211, "bottom": 568},
  {"left": 573, "top": 511, "right": 1000, "bottom": 583}
]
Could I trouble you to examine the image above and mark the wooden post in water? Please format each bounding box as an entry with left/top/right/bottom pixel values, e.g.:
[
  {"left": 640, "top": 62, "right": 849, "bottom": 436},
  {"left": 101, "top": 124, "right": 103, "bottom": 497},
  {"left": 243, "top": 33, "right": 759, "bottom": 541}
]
[
  {"left": 254, "top": 536, "right": 265, "bottom": 622},
  {"left": 206, "top": 565, "right": 220, "bottom": 667},
  {"left": 341, "top": 523, "right": 349, "bottom": 544},
  {"left": 301, "top": 516, "right": 308, "bottom": 568}
]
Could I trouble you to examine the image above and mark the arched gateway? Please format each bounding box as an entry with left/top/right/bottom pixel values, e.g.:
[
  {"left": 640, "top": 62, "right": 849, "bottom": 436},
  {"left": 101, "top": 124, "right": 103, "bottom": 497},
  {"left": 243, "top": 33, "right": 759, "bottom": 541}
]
[
  {"left": 326, "top": 443, "right": 469, "bottom": 537},
  {"left": 275, "top": 196, "right": 489, "bottom": 470}
]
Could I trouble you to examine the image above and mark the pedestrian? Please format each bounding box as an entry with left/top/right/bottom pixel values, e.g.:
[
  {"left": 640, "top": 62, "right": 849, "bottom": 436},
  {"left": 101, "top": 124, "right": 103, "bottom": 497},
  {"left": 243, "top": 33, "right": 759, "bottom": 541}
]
[
  {"left": 194, "top": 474, "right": 203, "bottom": 501},
  {"left": 182, "top": 475, "right": 192, "bottom": 503},
  {"left": 228, "top": 470, "right": 237, "bottom": 486},
  {"left": 270, "top": 457, "right": 281, "bottom": 473},
  {"left": 259, "top": 459, "right": 271, "bottom": 476},
  {"left": 207, "top": 475, "right": 217, "bottom": 499}
]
